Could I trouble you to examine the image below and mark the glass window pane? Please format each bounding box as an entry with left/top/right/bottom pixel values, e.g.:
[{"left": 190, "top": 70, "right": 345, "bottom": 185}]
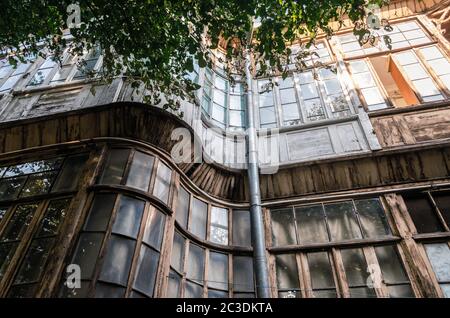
[
  {"left": 433, "top": 193, "right": 450, "bottom": 227},
  {"left": 7, "top": 284, "right": 38, "bottom": 298},
  {"left": 125, "top": 151, "right": 154, "bottom": 191},
  {"left": 99, "top": 149, "right": 130, "bottom": 185},
  {"left": 211, "top": 104, "right": 225, "bottom": 123},
  {"left": 71, "top": 233, "right": 103, "bottom": 279},
  {"left": 189, "top": 198, "right": 207, "bottom": 240},
  {"left": 324, "top": 202, "right": 362, "bottom": 241},
  {"left": 214, "top": 76, "right": 228, "bottom": 90},
  {"left": 167, "top": 270, "right": 181, "bottom": 297},
  {"left": 275, "top": 254, "right": 299, "bottom": 289},
  {"left": 280, "top": 88, "right": 297, "bottom": 104},
  {"left": 0, "top": 204, "right": 38, "bottom": 242},
  {"left": 441, "top": 284, "right": 450, "bottom": 298},
  {"left": 323, "top": 79, "right": 342, "bottom": 95},
  {"left": 387, "top": 284, "right": 414, "bottom": 298},
  {"left": 271, "top": 209, "right": 296, "bottom": 246},
  {"left": 208, "top": 252, "right": 228, "bottom": 290},
  {"left": 352, "top": 72, "right": 375, "bottom": 88},
  {"left": 84, "top": 194, "right": 116, "bottom": 231},
  {"left": 259, "top": 92, "right": 274, "bottom": 107},
  {"left": 230, "top": 95, "right": 243, "bottom": 110},
  {"left": 171, "top": 232, "right": 185, "bottom": 272},
  {"left": 133, "top": 245, "right": 160, "bottom": 297},
  {"left": 229, "top": 110, "right": 244, "bottom": 127},
  {"left": 259, "top": 107, "right": 276, "bottom": 125},
  {"left": 232, "top": 210, "right": 251, "bottom": 246},
  {"left": 282, "top": 103, "right": 300, "bottom": 122},
  {"left": 94, "top": 283, "right": 125, "bottom": 298},
  {"left": 52, "top": 154, "right": 88, "bottom": 192},
  {"left": 374, "top": 245, "right": 409, "bottom": 284},
  {"left": 427, "top": 58, "right": 450, "bottom": 76},
  {"left": 424, "top": 243, "right": 450, "bottom": 282},
  {"left": 341, "top": 248, "right": 369, "bottom": 286},
  {"left": 142, "top": 208, "right": 165, "bottom": 250},
  {"left": 307, "top": 252, "right": 335, "bottom": 289},
  {"left": 233, "top": 256, "right": 254, "bottom": 292},
  {"left": 4, "top": 158, "right": 62, "bottom": 177},
  {"left": 208, "top": 289, "right": 228, "bottom": 298},
  {"left": 210, "top": 207, "right": 228, "bottom": 245},
  {"left": 186, "top": 243, "right": 204, "bottom": 282},
  {"left": 36, "top": 198, "right": 71, "bottom": 237},
  {"left": 0, "top": 243, "right": 19, "bottom": 279},
  {"left": 184, "top": 281, "right": 203, "bottom": 298},
  {"left": 0, "top": 171, "right": 26, "bottom": 200},
  {"left": 13, "top": 237, "right": 54, "bottom": 284},
  {"left": 361, "top": 87, "right": 385, "bottom": 105},
  {"left": 153, "top": 162, "right": 172, "bottom": 204},
  {"left": 59, "top": 281, "right": 90, "bottom": 298},
  {"left": 112, "top": 196, "right": 145, "bottom": 238},
  {"left": 413, "top": 78, "right": 442, "bottom": 98},
  {"left": 403, "top": 194, "right": 443, "bottom": 233},
  {"left": 420, "top": 46, "right": 443, "bottom": 60},
  {"left": 295, "top": 205, "right": 329, "bottom": 244},
  {"left": 349, "top": 286, "right": 376, "bottom": 298},
  {"left": 403, "top": 64, "right": 428, "bottom": 80},
  {"left": 395, "top": 51, "right": 417, "bottom": 65},
  {"left": 213, "top": 89, "right": 226, "bottom": 106},
  {"left": 0, "top": 207, "right": 7, "bottom": 222},
  {"left": 28, "top": 68, "right": 53, "bottom": 86},
  {"left": 20, "top": 172, "right": 57, "bottom": 197},
  {"left": 176, "top": 186, "right": 190, "bottom": 229},
  {"left": 354, "top": 199, "right": 391, "bottom": 238},
  {"left": 99, "top": 235, "right": 136, "bottom": 285}
]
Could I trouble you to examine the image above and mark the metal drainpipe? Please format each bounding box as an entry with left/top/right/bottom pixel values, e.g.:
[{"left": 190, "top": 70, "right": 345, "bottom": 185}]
[{"left": 244, "top": 48, "right": 271, "bottom": 298}]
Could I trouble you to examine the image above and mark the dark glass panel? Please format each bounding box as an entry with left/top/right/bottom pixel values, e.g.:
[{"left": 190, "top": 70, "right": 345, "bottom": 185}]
[
  {"left": 340, "top": 248, "right": 369, "bottom": 286},
  {"left": 307, "top": 252, "right": 335, "bottom": 289},
  {"left": 133, "top": 245, "right": 160, "bottom": 297},
  {"left": 71, "top": 233, "right": 104, "bottom": 279},
  {"left": 0, "top": 242, "right": 19, "bottom": 279},
  {"left": 354, "top": 199, "right": 391, "bottom": 238},
  {"left": 184, "top": 281, "right": 203, "bottom": 298},
  {"left": 95, "top": 283, "right": 126, "bottom": 298},
  {"left": 233, "top": 292, "right": 255, "bottom": 298},
  {"left": 433, "top": 193, "right": 450, "bottom": 228},
  {"left": 111, "top": 196, "right": 145, "bottom": 238},
  {"left": 175, "top": 186, "right": 190, "bottom": 229},
  {"left": 167, "top": 270, "right": 181, "bottom": 297},
  {"left": 189, "top": 198, "right": 207, "bottom": 240},
  {"left": 233, "top": 256, "right": 254, "bottom": 292},
  {"left": 52, "top": 154, "right": 88, "bottom": 192},
  {"left": 208, "top": 252, "right": 228, "bottom": 290},
  {"left": 275, "top": 254, "right": 299, "bottom": 289},
  {"left": 186, "top": 243, "right": 205, "bottom": 282},
  {"left": 295, "top": 205, "right": 328, "bottom": 244},
  {"left": 0, "top": 204, "right": 38, "bottom": 242},
  {"left": 20, "top": 172, "right": 57, "bottom": 198},
  {"left": 13, "top": 237, "right": 54, "bottom": 284},
  {"left": 99, "top": 149, "right": 130, "bottom": 185},
  {"left": 313, "top": 290, "right": 338, "bottom": 298},
  {"left": 142, "top": 208, "right": 165, "bottom": 250},
  {"left": 153, "top": 162, "right": 172, "bottom": 204},
  {"left": 324, "top": 202, "right": 362, "bottom": 241},
  {"left": 0, "top": 207, "right": 7, "bottom": 221},
  {"left": 403, "top": 194, "right": 443, "bottom": 233},
  {"left": 374, "top": 245, "right": 409, "bottom": 284},
  {"left": 7, "top": 284, "right": 37, "bottom": 298},
  {"left": 232, "top": 210, "right": 251, "bottom": 246},
  {"left": 125, "top": 151, "right": 154, "bottom": 191},
  {"left": 84, "top": 194, "right": 116, "bottom": 231},
  {"left": 99, "top": 235, "right": 136, "bottom": 285},
  {"left": 271, "top": 208, "right": 296, "bottom": 246},
  {"left": 171, "top": 231, "right": 185, "bottom": 272},
  {"left": 0, "top": 176, "right": 27, "bottom": 201},
  {"left": 129, "top": 290, "right": 146, "bottom": 298},
  {"left": 36, "top": 199, "right": 71, "bottom": 237},
  {"left": 424, "top": 243, "right": 450, "bottom": 282}
]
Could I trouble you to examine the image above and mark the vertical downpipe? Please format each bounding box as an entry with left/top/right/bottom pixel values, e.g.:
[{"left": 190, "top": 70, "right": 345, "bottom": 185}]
[{"left": 244, "top": 49, "right": 271, "bottom": 298}]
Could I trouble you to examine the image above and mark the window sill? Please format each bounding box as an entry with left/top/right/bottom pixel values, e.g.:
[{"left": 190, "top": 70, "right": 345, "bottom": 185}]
[{"left": 368, "top": 99, "right": 450, "bottom": 118}]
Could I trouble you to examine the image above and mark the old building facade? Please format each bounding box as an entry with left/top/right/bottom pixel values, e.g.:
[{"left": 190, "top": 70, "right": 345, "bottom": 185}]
[{"left": 0, "top": 0, "right": 449, "bottom": 298}]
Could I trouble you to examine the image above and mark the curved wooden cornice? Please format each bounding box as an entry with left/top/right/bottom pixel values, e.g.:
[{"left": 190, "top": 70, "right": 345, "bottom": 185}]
[{"left": 0, "top": 101, "right": 448, "bottom": 202}]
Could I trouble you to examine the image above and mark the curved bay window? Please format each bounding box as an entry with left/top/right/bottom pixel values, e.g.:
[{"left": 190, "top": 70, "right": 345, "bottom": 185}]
[
  {"left": 269, "top": 198, "right": 415, "bottom": 298},
  {"left": 0, "top": 154, "right": 88, "bottom": 297}
]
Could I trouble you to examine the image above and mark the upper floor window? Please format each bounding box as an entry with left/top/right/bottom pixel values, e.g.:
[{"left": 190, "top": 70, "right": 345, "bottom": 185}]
[
  {"left": 347, "top": 45, "right": 450, "bottom": 110},
  {"left": 258, "top": 66, "right": 353, "bottom": 128},
  {"left": 0, "top": 56, "right": 34, "bottom": 93},
  {"left": 335, "top": 20, "right": 431, "bottom": 58},
  {"left": 201, "top": 68, "right": 246, "bottom": 130}
]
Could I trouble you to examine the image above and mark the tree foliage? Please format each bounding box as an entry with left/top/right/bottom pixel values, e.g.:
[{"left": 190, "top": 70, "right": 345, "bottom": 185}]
[{"left": 0, "top": 0, "right": 388, "bottom": 111}]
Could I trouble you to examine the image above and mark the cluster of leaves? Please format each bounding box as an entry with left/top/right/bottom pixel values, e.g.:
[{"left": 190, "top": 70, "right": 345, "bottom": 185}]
[{"left": 0, "top": 0, "right": 389, "bottom": 113}]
